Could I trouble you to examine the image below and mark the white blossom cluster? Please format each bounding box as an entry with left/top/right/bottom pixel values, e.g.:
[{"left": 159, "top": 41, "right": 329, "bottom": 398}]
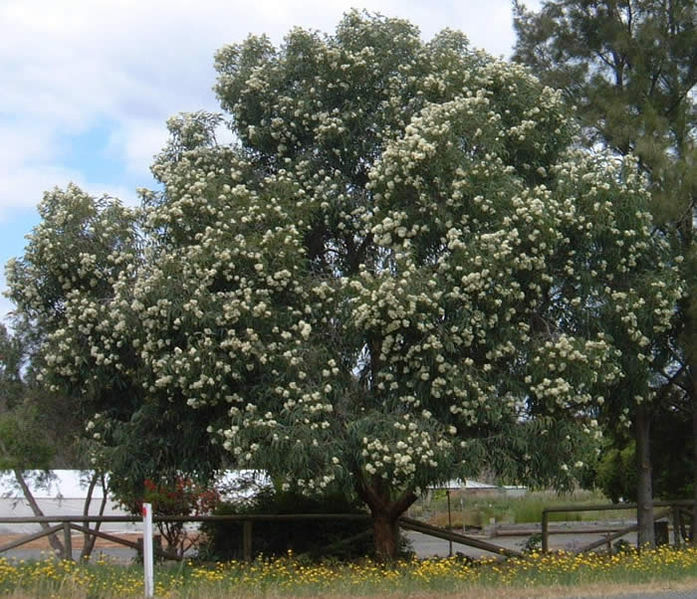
[
  {"left": 8, "top": 13, "right": 683, "bottom": 503},
  {"left": 7, "top": 185, "right": 139, "bottom": 391}
]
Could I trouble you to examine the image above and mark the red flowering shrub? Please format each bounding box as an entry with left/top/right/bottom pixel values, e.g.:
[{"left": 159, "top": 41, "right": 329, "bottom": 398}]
[{"left": 130, "top": 477, "right": 220, "bottom": 557}]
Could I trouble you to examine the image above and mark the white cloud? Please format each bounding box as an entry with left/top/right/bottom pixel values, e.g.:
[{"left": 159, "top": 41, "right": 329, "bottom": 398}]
[
  {"left": 1, "top": 0, "right": 534, "bottom": 210},
  {"left": 0, "top": 159, "right": 139, "bottom": 219},
  {"left": 106, "top": 118, "right": 169, "bottom": 180},
  {"left": 0, "top": 0, "right": 546, "bottom": 320}
]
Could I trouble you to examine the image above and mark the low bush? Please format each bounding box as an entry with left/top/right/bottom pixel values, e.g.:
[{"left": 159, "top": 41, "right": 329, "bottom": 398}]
[{"left": 197, "top": 489, "right": 376, "bottom": 561}]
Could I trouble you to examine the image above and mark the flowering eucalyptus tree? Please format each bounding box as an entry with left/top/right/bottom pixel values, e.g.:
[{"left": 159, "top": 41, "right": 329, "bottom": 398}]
[
  {"left": 8, "top": 12, "right": 681, "bottom": 560},
  {"left": 4, "top": 188, "right": 144, "bottom": 558},
  {"left": 7, "top": 185, "right": 139, "bottom": 402},
  {"left": 115, "top": 12, "right": 677, "bottom": 559},
  {"left": 6, "top": 185, "right": 227, "bottom": 502}
]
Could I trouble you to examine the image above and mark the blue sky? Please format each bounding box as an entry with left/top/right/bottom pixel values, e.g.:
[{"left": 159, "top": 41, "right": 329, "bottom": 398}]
[{"left": 0, "top": 0, "right": 541, "bottom": 321}]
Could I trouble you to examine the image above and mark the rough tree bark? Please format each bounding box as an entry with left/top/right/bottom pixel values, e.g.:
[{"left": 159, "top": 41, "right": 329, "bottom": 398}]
[
  {"left": 372, "top": 512, "right": 401, "bottom": 561},
  {"left": 355, "top": 474, "right": 417, "bottom": 561},
  {"left": 635, "top": 405, "right": 655, "bottom": 549}
]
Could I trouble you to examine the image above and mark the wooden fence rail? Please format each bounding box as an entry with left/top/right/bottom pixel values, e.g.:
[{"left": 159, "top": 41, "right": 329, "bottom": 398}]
[
  {"left": 0, "top": 513, "right": 519, "bottom": 561},
  {"left": 0, "top": 514, "right": 373, "bottom": 562},
  {"left": 5, "top": 501, "right": 690, "bottom": 562},
  {"left": 541, "top": 500, "right": 696, "bottom": 553}
]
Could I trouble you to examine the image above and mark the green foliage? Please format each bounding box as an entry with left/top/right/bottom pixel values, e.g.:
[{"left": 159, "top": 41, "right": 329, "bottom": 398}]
[
  {"left": 513, "top": 0, "right": 697, "bottom": 185},
  {"left": 120, "top": 476, "right": 221, "bottom": 556},
  {"left": 131, "top": 11, "right": 679, "bottom": 502},
  {"left": 514, "top": 0, "right": 697, "bottom": 400},
  {"left": 5, "top": 185, "right": 141, "bottom": 410},
  {"left": 6, "top": 184, "right": 225, "bottom": 494},
  {"left": 514, "top": 0, "right": 697, "bottom": 547},
  {"left": 7, "top": 11, "right": 684, "bottom": 561},
  {"left": 198, "top": 489, "right": 376, "bottom": 561},
  {"left": 0, "top": 403, "right": 53, "bottom": 470},
  {"left": 0, "top": 323, "right": 24, "bottom": 410},
  {"left": 595, "top": 443, "right": 638, "bottom": 504},
  {"left": 0, "top": 323, "right": 52, "bottom": 469},
  {"left": 595, "top": 407, "right": 695, "bottom": 502},
  {"left": 0, "top": 322, "right": 85, "bottom": 470}
]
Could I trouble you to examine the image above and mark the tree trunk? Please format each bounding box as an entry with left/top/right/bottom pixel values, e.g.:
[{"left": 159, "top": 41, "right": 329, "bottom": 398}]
[
  {"left": 355, "top": 474, "right": 417, "bottom": 562},
  {"left": 12, "top": 469, "right": 66, "bottom": 557},
  {"left": 79, "top": 471, "right": 109, "bottom": 562},
  {"left": 372, "top": 511, "right": 400, "bottom": 562},
  {"left": 689, "top": 378, "right": 697, "bottom": 546},
  {"left": 635, "top": 406, "right": 655, "bottom": 549}
]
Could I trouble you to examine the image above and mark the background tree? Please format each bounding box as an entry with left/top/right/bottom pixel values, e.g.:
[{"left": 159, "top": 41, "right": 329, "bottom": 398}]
[
  {"left": 0, "top": 323, "right": 24, "bottom": 412},
  {"left": 5, "top": 185, "right": 225, "bottom": 517},
  {"left": 596, "top": 407, "right": 694, "bottom": 503},
  {"left": 514, "top": 0, "right": 697, "bottom": 547},
  {"left": 0, "top": 322, "right": 87, "bottom": 558}
]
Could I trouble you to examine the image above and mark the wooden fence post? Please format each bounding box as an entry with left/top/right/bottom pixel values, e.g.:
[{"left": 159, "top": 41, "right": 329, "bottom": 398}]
[
  {"left": 673, "top": 506, "right": 682, "bottom": 547},
  {"left": 541, "top": 509, "right": 549, "bottom": 553},
  {"left": 243, "top": 520, "right": 253, "bottom": 563},
  {"left": 62, "top": 522, "right": 72, "bottom": 561}
]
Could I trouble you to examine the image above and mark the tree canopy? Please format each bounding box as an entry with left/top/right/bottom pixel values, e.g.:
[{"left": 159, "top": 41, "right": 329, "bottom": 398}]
[
  {"left": 7, "top": 11, "right": 683, "bottom": 559},
  {"left": 513, "top": 0, "right": 697, "bottom": 194},
  {"left": 514, "top": 0, "right": 697, "bottom": 546},
  {"left": 5, "top": 185, "right": 224, "bottom": 501}
]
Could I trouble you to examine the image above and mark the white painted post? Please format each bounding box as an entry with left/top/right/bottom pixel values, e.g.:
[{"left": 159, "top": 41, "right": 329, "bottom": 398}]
[{"left": 142, "top": 502, "right": 154, "bottom": 598}]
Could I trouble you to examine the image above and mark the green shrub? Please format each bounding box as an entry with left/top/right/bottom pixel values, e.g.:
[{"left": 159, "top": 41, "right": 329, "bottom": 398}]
[{"left": 197, "top": 489, "right": 377, "bottom": 561}]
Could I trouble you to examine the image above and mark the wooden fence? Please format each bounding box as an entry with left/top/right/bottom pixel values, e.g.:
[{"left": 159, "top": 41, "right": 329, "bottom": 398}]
[
  {"left": 541, "top": 499, "right": 696, "bottom": 553},
  {"left": 0, "top": 513, "right": 522, "bottom": 561},
  {"left": 3, "top": 501, "right": 693, "bottom": 562}
]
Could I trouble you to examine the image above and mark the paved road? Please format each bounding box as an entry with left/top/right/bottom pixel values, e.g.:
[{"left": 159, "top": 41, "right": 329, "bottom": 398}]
[
  {"left": 540, "top": 590, "right": 697, "bottom": 599},
  {"left": 404, "top": 528, "right": 639, "bottom": 559}
]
